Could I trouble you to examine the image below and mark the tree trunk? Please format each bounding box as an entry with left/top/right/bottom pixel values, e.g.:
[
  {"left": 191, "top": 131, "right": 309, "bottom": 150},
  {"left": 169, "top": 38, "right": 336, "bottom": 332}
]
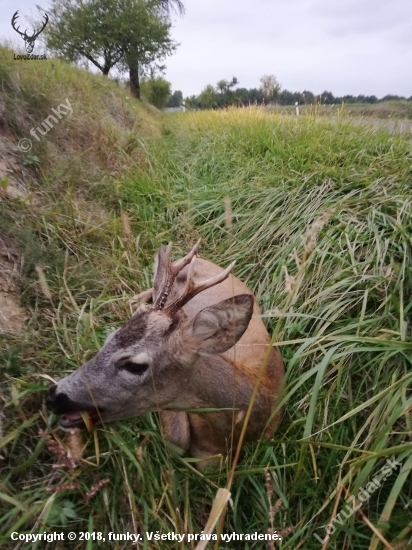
[{"left": 129, "top": 63, "right": 141, "bottom": 99}]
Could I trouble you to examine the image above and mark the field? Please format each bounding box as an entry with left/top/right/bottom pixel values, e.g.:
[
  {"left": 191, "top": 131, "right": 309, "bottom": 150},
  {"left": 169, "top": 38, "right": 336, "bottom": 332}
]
[
  {"left": 1, "top": 46, "right": 412, "bottom": 549},
  {"left": 268, "top": 101, "right": 412, "bottom": 122}
]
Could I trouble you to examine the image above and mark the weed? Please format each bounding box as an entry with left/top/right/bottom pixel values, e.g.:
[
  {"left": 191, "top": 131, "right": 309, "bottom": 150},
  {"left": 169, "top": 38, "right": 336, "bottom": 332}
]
[{"left": 1, "top": 48, "right": 411, "bottom": 549}]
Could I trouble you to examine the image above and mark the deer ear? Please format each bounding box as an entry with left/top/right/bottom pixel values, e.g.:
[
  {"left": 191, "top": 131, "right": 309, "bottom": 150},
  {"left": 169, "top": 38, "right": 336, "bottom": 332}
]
[{"left": 186, "top": 294, "right": 254, "bottom": 355}]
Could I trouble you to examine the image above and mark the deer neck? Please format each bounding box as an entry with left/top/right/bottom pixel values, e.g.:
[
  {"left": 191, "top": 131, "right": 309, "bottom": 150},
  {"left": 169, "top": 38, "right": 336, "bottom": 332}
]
[{"left": 169, "top": 353, "right": 269, "bottom": 416}]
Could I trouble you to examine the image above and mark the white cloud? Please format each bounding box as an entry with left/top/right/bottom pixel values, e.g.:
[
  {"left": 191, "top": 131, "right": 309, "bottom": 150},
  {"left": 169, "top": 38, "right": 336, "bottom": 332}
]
[
  {"left": 1, "top": 0, "right": 411, "bottom": 98},
  {"left": 165, "top": 0, "right": 412, "bottom": 97}
]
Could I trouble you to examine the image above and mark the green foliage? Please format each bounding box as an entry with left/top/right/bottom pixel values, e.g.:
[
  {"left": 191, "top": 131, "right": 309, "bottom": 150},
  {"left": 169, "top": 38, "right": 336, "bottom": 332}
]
[
  {"left": 46, "top": 500, "right": 78, "bottom": 527},
  {"left": 1, "top": 54, "right": 412, "bottom": 549},
  {"left": 186, "top": 76, "right": 412, "bottom": 111},
  {"left": 259, "top": 74, "right": 281, "bottom": 101},
  {"left": 22, "top": 155, "right": 40, "bottom": 167},
  {"left": 196, "top": 77, "right": 242, "bottom": 109},
  {"left": 144, "top": 110, "right": 412, "bottom": 546},
  {"left": 44, "top": 0, "right": 178, "bottom": 86},
  {"left": 141, "top": 76, "right": 171, "bottom": 109},
  {"left": 216, "top": 76, "right": 238, "bottom": 95},
  {"left": 167, "top": 89, "right": 183, "bottom": 107},
  {"left": 197, "top": 84, "right": 220, "bottom": 109},
  {"left": 44, "top": 0, "right": 122, "bottom": 73}
]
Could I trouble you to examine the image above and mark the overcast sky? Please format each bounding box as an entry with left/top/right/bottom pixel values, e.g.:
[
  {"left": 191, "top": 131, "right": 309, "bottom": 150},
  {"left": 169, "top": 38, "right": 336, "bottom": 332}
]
[{"left": 1, "top": 0, "right": 411, "bottom": 98}]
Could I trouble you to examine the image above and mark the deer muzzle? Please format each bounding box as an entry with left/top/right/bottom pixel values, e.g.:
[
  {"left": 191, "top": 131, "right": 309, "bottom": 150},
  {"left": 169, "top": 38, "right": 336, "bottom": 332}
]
[{"left": 46, "top": 384, "right": 101, "bottom": 430}]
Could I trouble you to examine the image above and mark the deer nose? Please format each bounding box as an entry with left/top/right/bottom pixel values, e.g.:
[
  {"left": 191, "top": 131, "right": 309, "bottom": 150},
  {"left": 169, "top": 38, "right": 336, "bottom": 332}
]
[
  {"left": 46, "top": 385, "right": 82, "bottom": 415},
  {"left": 45, "top": 384, "right": 59, "bottom": 412}
]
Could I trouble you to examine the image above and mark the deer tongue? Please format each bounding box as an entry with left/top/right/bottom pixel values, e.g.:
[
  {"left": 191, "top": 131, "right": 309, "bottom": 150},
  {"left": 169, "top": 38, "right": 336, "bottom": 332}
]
[
  {"left": 61, "top": 412, "right": 82, "bottom": 421},
  {"left": 59, "top": 409, "right": 100, "bottom": 430},
  {"left": 60, "top": 412, "right": 83, "bottom": 429}
]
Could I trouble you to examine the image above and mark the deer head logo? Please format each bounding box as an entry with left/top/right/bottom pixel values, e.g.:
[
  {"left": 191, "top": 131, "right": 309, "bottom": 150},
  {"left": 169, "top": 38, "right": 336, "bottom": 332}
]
[{"left": 11, "top": 10, "right": 49, "bottom": 54}]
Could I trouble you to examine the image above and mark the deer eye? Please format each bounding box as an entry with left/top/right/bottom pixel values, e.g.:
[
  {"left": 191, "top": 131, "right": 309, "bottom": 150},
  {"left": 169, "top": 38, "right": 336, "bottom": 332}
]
[{"left": 119, "top": 362, "right": 149, "bottom": 375}]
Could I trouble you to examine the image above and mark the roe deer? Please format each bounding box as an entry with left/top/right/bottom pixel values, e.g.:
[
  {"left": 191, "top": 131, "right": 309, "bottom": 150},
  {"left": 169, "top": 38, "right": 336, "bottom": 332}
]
[{"left": 46, "top": 241, "right": 284, "bottom": 469}]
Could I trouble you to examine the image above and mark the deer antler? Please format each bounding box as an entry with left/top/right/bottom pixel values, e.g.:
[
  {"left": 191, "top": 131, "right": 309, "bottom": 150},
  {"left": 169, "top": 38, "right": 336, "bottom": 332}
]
[
  {"left": 31, "top": 13, "right": 49, "bottom": 41},
  {"left": 164, "top": 256, "right": 236, "bottom": 316},
  {"left": 11, "top": 11, "right": 26, "bottom": 38},
  {"left": 152, "top": 239, "right": 201, "bottom": 310},
  {"left": 133, "top": 240, "right": 235, "bottom": 314}
]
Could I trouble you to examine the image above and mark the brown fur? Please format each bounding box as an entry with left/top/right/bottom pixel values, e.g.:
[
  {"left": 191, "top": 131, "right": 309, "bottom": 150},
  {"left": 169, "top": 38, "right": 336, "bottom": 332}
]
[{"left": 46, "top": 244, "right": 285, "bottom": 470}]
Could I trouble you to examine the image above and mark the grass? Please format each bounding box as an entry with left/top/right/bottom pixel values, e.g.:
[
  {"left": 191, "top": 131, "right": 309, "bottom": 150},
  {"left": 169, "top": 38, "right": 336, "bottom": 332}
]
[
  {"left": 1, "top": 49, "right": 412, "bottom": 549},
  {"left": 268, "top": 101, "right": 412, "bottom": 120}
]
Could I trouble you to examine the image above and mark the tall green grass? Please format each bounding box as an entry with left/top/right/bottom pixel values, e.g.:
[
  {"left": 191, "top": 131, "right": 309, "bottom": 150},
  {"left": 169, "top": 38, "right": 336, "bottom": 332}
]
[
  {"left": 127, "top": 109, "right": 412, "bottom": 549},
  {"left": 1, "top": 60, "right": 412, "bottom": 550}
]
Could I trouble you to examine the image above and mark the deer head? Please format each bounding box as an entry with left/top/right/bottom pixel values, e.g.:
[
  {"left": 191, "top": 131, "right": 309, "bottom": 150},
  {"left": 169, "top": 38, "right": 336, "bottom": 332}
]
[
  {"left": 46, "top": 242, "right": 254, "bottom": 431},
  {"left": 11, "top": 11, "right": 49, "bottom": 54}
]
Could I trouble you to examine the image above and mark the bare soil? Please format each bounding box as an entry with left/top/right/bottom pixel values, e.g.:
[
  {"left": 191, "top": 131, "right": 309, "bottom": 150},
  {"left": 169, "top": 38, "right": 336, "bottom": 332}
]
[{"left": 0, "top": 134, "right": 28, "bottom": 335}]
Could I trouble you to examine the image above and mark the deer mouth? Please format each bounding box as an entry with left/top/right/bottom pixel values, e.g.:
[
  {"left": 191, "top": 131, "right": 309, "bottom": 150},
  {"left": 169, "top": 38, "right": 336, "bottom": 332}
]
[{"left": 59, "top": 409, "right": 101, "bottom": 430}]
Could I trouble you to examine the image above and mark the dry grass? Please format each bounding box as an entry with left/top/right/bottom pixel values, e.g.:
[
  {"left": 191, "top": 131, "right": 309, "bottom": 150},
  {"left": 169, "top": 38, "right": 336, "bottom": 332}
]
[{"left": 1, "top": 50, "right": 412, "bottom": 549}]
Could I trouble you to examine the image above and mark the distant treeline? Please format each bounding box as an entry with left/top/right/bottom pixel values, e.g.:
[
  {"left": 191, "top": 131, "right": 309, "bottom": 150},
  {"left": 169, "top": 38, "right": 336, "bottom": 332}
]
[{"left": 167, "top": 81, "right": 412, "bottom": 110}]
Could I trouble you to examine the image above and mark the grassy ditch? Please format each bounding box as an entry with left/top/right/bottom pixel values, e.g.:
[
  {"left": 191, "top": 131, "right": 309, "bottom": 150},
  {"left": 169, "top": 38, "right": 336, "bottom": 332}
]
[{"left": 1, "top": 50, "right": 412, "bottom": 549}]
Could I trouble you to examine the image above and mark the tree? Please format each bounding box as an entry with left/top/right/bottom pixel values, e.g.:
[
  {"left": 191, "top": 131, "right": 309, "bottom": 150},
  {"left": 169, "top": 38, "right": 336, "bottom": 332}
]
[
  {"left": 141, "top": 77, "right": 171, "bottom": 109},
  {"left": 228, "top": 76, "right": 239, "bottom": 89},
  {"left": 185, "top": 78, "right": 398, "bottom": 109},
  {"left": 198, "top": 85, "right": 219, "bottom": 109},
  {"left": 259, "top": 74, "right": 281, "bottom": 102},
  {"left": 167, "top": 90, "right": 183, "bottom": 107},
  {"left": 248, "top": 88, "right": 264, "bottom": 105},
  {"left": 381, "top": 94, "right": 406, "bottom": 101},
  {"left": 216, "top": 76, "right": 238, "bottom": 95},
  {"left": 233, "top": 88, "right": 250, "bottom": 105},
  {"left": 340, "top": 95, "right": 357, "bottom": 104},
  {"left": 43, "top": 0, "right": 122, "bottom": 75},
  {"left": 43, "top": 0, "right": 182, "bottom": 98},
  {"left": 320, "top": 90, "right": 335, "bottom": 104},
  {"left": 184, "top": 95, "right": 198, "bottom": 110},
  {"left": 216, "top": 79, "right": 229, "bottom": 95},
  {"left": 302, "top": 90, "right": 315, "bottom": 104},
  {"left": 213, "top": 77, "right": 239, "bottom": 107}
]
